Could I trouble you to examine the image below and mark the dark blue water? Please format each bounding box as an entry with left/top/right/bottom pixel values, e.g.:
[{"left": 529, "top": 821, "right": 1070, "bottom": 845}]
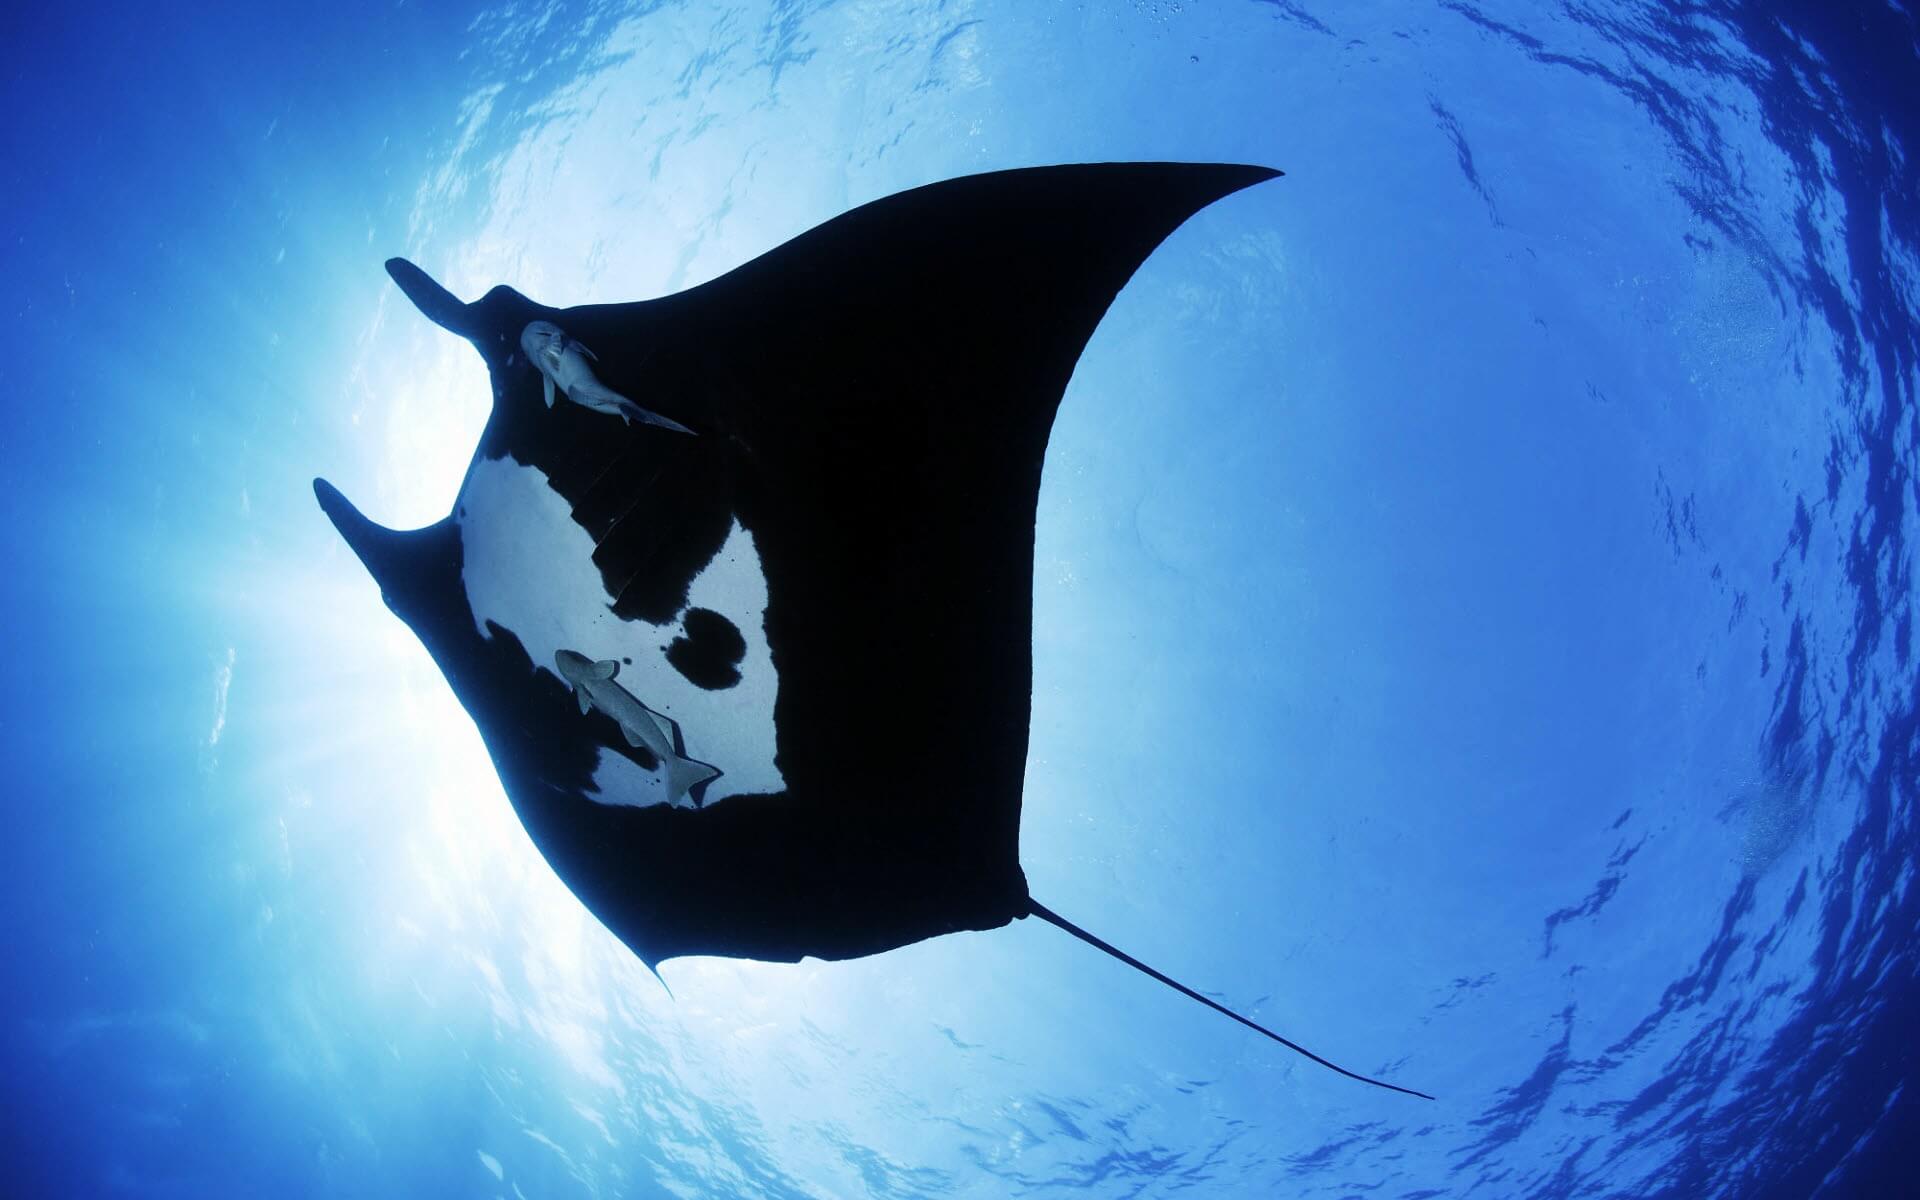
[{"left": 3, "top": 2, "right": 1913, "bottom": 1196}]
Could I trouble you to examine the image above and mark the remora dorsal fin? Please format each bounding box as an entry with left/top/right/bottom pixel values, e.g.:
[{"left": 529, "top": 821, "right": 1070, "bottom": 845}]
[
  {"left": 641, "top": 706, "right": 681, "bottom": 751},
  {"left": 591, "top": 659, "right": 619, "bottom": 680}
]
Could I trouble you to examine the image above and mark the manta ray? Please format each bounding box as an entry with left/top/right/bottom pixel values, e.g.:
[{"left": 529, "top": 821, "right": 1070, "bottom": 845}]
[{"left": 316, "top": 162, "right": 1431, "bottom": 1100}]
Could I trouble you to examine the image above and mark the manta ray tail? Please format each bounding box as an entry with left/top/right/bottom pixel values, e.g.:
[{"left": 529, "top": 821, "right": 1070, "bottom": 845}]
[{"left": 1025, "top": 900, "right": 1435, "bottom": 1101}]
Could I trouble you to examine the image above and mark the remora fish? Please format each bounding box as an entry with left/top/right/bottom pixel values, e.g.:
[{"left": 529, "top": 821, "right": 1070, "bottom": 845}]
[
  {"left": 520, "top": 320, "right": 696, "bottom": 434},
  {"left": 554, "top": 649, "right": 720, "bottom": 807}
]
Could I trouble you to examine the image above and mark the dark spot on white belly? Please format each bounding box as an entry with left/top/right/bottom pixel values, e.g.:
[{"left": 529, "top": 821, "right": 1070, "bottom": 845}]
[{"left": 666, "top": 606, "right": 747, "bottom": 689}]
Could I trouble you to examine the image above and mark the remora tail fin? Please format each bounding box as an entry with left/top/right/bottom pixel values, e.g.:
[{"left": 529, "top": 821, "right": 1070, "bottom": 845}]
[
  {"left": 626, "top": 403, "right": 697, "bottom": 436},
  {"left": 664, "top": 754, "right": 722, "bottom": 807},
  {"left": 1026, "top": 900, "right": 1434, "bottom": 1101}
]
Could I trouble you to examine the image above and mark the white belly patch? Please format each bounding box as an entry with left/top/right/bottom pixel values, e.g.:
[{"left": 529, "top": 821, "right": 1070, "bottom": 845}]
[{"left": 456, "top": 454, "right": 782, "bottom": 807}]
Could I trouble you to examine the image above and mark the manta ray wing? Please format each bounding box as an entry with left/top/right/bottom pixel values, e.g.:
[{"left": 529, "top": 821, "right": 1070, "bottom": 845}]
[
  {"left": 321, "top": 164, "right": 1280, "bottom": 966},
  {"left": 311, "top": 168, "right": 1464, "bottom": 1090},
  {"left": 315, "top": 162, "right": 1436, "bottom": 1100}
]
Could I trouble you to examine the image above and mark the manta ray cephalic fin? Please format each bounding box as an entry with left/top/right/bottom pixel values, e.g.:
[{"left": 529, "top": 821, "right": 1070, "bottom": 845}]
[{"left": 384, "top": 257, "right": 479, "bottom": 338}]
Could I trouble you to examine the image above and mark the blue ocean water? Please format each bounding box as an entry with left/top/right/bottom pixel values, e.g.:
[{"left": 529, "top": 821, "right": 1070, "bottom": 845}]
[{"left": 2, "top": 1, "right": 1914, "bottom": 1196}]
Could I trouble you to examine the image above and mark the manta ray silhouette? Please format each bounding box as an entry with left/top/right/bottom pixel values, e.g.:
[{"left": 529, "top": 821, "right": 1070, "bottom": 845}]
[{"left": 316, "top": 162, "right": 1431, "bottom": 1100}]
